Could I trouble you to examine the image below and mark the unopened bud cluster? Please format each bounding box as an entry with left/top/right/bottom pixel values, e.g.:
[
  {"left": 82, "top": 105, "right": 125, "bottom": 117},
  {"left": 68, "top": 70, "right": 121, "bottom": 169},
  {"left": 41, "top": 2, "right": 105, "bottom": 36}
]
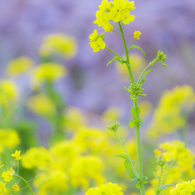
[
  {"left": 107, "top": 121, "right": 120, "bottom": 132},
  {"left": 156, "top": 158, "right": 166, "bottom": 167},
  {"left": 127, "top": 83, "right": 145, "bottom": 100},
  {"left": 156, "top": 50, "right": 167, "bottom": 67}
]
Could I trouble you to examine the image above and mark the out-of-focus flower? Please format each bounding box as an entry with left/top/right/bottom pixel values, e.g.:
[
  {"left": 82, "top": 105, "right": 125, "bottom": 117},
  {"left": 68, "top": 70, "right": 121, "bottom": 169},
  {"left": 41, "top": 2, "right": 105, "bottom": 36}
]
[
  {"left": 2, "top": 167, "right": 15, "bottom": 182},
  {"left": 115, "top": 53, "right": 146, "bottom": 80},
  {"left": 147, "top": 85, "right": 195, "bottom": 137},
  {"left": 7, "top": 56, "right": 34, "bottom": 76},
  {"left": 12, "top": 183, "right": 20, "bottom": 192},
  {"left": 39, "top": 33, "right": 78, "bottom": 59},
  {"left": 0, "top": 129, "right": 20, "bottom": 148},
  {"left": 86, "top": 182, "right": 124, "bottom": 195},
  {"left": 102, "top": 106, "right": 121, "bottom": 124},
  {"left": 139, "top": 101, "right": 153, "bottom": 119},
  {"left": 27, "top": 94, "right": 56, "bottom": 117},
  {"left": 32, "top": 62, "right": 66, "bottom": 88},
  {"left": 0, "top": 80, "right": 18, "bottom": 108}
]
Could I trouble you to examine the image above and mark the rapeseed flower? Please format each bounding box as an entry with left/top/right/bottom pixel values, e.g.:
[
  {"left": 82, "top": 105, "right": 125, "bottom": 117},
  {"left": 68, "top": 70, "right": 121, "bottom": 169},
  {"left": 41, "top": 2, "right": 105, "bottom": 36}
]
[
  {"left": 7, "top": 56, "right": 34, "bottom": 76},
  {"left": 32, "top": 62, "right": 66, "bottom": 88},
  {"left": 11, "top": 150, "right": 22, "bottom": 161},
  {"left": 134, "top": 30, "right": 142, "bottom": 40},
  {"left": 2, "top": 167, "right": 15, "bottom": 182},
  {"left": 94, "top": 0, "right": 135, "bottom": 33},
  {"left": 39, "top": 33, "right": 78, "bottom": 59},
  {"left": 0, "top": 181, "right": 7, "bottom": 194},
  {"left": 86, "top": 182, "right": 124, "bottom": 195},
  {"left": 12, "top": 183, "right": 20, "bottom": 192},
  {"left": 89, "top": 29, "right": 106, "bottom": 52}
]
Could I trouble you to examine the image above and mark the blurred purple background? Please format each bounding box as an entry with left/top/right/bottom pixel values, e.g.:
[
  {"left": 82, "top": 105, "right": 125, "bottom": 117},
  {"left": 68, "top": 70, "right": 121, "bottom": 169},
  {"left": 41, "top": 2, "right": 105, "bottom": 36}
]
[{"left": 0, "top": 0, "right": 195, "bottom": 119}]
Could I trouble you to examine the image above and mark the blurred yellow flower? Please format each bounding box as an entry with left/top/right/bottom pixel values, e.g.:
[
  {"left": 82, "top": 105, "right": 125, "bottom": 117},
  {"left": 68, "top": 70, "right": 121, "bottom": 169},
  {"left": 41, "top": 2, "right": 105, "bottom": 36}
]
[
  {"left": 0, "top": 129, "right": 20, "bottom": 148},
  {"left": 32, "top": 62, "right": 67, "bottom": 88},
  {"left": 7, "top": 56, "right": 34, "bottom": 76},
  {"left": 12, "top": 183, "right": 20, "bottom": 192},
  {"left": 102, "top": 106, "right": 121, "bottom": 124},
  {"left": 147, "top": 85, "right": 195, "bottom": 137},
  {"left": 2, "top": 167, "right": 15, "bottom": 182},
  {"left": 27, "top": 94, "right": 56, "bottom": 117},
  {"left": 0, "top": 80, "right": 18, "bottom": 108},
  {"left": 39, "top": 33, "right": 78, "bottom": 59},
  {"left": 115, "top": 53, "right": 145, "bottom": 80}
]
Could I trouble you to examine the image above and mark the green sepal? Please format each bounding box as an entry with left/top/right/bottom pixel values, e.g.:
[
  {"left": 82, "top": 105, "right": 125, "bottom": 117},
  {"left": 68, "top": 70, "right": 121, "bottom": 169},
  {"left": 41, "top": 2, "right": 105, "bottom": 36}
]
[
  {"left": 139, "top": 119, "right": 144, "bottom": 126},
  {"left": 129, "top": 119, "right": 135, "bottom": 128},
  {"left": 128, "top": 45, "right": 146, "bottom": 56},
  {"left": 106, "top": 56, "right": 121, "bottom": 67},
  {"left": 156, "top": 184, "right": 174, "bottom": 195}
]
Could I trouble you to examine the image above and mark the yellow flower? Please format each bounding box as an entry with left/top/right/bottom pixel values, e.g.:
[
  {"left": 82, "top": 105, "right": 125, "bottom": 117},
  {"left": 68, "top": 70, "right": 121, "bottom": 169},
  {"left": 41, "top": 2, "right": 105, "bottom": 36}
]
[
  {"left": 11, "top": 150, "right": 22, "bottom": 161},
  {"left": 7, "top": 56, "right": 34, "bottom": 76},
  {"left": 12, "top": 183, "right": 20, "bottom": 191},
  {"left": 89, "top": 30, "right": 106, "bottom": 52},
  {"left": 32, "top": 62, "right": 67, "bottom": 88},
  {"left": 86, "top": 182, "right": 124, "bottom": 195},
  {"left": 2, "top": 167, "right": 15, "bottom": 182},
  {"left": 0, "top": 181, "right": 7, "bottom": 193},
  {"left": 134, "top": 30, "right": 142, "bottom": 40},
  {"left": 39, "top": 33, "right": 78, "bottom": 59},
  {"left": 27, "top": 94, "right": 56, "bottom": 117},
  {"left": 0, "top": 129, "right": 20, "bottom": 148}
]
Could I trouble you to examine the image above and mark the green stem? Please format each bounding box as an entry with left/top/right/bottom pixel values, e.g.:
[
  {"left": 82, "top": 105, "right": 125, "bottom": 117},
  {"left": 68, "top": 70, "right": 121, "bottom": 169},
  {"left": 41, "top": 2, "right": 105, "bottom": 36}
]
[
  {"left": 13, "top": 174, "right": 34, "bottom": 195},
  {"left": 137, "top": 59, "right": 157, "bottom": 84},
  {"left": 156, "top": 166, "right": 163, "bottom": 195},
  {"left": 115, "top": 133, "right": 139, "bottom": 178},
  {"left": 113, "top": 30, "right": 122, "bottom": 36},
  {"left": 134, "top": 100, "right": 145, "bottom": 195},
  {"left": 105, "top": 46, "right": 124, "bottom": 61},
  {"left": 118, "top": 21, "right": 134, "bottom": 84},
  {"left": 161, "top": 159, "right": 175, "bottom": 186}
]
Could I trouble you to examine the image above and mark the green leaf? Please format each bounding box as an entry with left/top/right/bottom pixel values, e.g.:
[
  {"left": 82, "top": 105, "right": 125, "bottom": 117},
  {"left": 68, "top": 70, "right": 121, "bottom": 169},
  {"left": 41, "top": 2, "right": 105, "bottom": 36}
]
[
  {"left": 106, "top": 56, "right": 120, "bottom": 67},
  {"left": 135, "top": 106, "right": 140, "bottom": 115},
  {"left": 157, "top": 184, "right": 174, "bottom": 194},
  {"left": 129, "top": 119, "right": 135, "bottom": 128},
  {"left": 129, "top": 45, "right": 146, "bottom": 56},
  {"left": 140, "top": 69, "right": 154, "bottom": 86},
  {"left": 124, "top": 160, "right": 138, "bottom": 181},
  {"left": 114, "top": 154, "right": 128, "bottom": 160}
]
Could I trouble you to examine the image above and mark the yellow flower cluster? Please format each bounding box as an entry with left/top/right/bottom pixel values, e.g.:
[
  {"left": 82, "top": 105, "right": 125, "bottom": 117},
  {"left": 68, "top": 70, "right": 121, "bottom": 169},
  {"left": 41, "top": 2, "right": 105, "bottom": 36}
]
[
  {"left": 0, "top": 151, "right": 22, "bottom": 194},
  {"left": 86, "top": 182, "right": 124, "bottom": 195},
  {"left": 89, "top": 29, "right": 106, "bottom": 52},
  {"left": 94, "top": 0, "right": 135, "bottom": 32},
  {"left": 22, "top": 138, "right": 105, "bottom": 193},
  {"left": 147, "top": 85, "right": 195, "bottom": 137},
  {"left": 7, "top": 56, "right": 34, "bottom": 76},
  {"left": 0, "top": 129, "right": 20, "bottom": 149},
  {"left": 39, "top": 33, "right": 78, "bottom": 59},
  {"left": 0, "top": 80, "right": 18, "bottom": 108},
  {"left": 27, "top": 94, "right": 56, "bottom": 117},
  {"left": 170, "top": 180, "right": 195, "bottom": 195},
  {"left": 32, "top": 62, "right": 67, "bottom": 88}
]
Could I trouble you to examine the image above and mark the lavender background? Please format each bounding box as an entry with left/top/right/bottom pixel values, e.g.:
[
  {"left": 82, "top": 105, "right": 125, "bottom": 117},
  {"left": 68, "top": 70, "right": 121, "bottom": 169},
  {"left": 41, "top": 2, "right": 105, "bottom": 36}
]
[{"left": 0, "top": 0, "right": 195, "bottom": 124}]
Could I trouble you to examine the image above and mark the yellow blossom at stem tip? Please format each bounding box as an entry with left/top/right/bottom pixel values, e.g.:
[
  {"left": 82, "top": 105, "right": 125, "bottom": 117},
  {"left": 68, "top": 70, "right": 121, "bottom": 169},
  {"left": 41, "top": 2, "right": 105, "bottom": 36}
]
[
  {"left": 134, "top": 30, "right": 142, "bottom": 40},
  {"left": 11, "top": 150, "right": 22, "bottom": 161}
]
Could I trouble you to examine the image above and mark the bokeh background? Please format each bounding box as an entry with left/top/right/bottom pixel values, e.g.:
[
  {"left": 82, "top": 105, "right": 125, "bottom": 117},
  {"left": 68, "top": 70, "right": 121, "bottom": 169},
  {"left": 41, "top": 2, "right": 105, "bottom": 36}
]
[{"left": 0, "top": 0, "right": 195, "bottom": 194}]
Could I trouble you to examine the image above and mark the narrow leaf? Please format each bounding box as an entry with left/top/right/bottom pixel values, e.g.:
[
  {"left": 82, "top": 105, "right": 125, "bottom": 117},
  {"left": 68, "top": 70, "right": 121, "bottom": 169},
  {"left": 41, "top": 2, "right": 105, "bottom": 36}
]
[
  {"left": 106, "top": 56, "right": 120, "bottom": 67},
  {"left": 158, "top": 184, "right": 174, "bottom": 193},
  {"left": 129, "top": 45, "right": 146, "bottom": 56},
  {"left": 129, "top": 119, "right": 135, "bottom": 128},
  {"left": 114, "top": 154, "right": 128, "bottom": 160},
  {"left": 124, "top": 160, "right": 138, "bottom": 181}
]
